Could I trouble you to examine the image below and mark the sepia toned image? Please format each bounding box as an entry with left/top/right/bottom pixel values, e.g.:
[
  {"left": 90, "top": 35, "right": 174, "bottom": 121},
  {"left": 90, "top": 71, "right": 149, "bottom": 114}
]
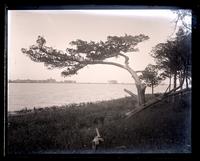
[{"left": 7, "top": 9, "right": 191, "bottom": 154}]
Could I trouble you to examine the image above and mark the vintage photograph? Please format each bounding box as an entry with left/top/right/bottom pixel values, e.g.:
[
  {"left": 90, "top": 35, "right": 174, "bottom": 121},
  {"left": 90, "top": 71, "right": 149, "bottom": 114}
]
[{"left": 7, "top": 9, "right": 191, "bottom": 154}]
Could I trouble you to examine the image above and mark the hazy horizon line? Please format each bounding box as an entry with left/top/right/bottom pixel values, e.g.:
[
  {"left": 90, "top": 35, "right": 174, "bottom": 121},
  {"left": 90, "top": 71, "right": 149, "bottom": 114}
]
[{"left": 8, "top": 81, "right": 169, "bottom": 85}]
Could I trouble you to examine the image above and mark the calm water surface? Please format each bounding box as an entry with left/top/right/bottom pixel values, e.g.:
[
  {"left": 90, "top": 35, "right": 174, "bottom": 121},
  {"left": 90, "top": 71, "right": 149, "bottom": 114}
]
[{"left": 8, "top": 83, "right": 168, "bottom": 111}]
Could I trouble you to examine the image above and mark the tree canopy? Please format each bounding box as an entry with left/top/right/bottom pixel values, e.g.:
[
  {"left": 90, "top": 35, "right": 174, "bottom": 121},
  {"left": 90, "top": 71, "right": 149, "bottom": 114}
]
[
  {"left": 139, "top": 64, "right": 162, "bottom": 94},
  {"left": 151, "top": 27, "right": 191, "bottom": 90},
  {"left": 22, "top": 34, "right": 149, "bottom": 76},
  {"left": 21, "top": 34, "right": 150, "bottom": 105}
]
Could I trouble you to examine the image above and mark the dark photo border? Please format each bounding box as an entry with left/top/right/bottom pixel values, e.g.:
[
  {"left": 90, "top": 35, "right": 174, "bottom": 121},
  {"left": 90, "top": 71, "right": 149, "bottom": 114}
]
[{"left": 1, "top": 0, "right": 198, "bottom": 160}]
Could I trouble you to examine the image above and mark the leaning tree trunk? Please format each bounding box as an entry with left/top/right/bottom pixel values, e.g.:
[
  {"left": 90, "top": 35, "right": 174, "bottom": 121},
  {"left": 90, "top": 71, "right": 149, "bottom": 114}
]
[
  {"left": 174, "top": 72, "right": 177, "bottom": 90},
  {"left": 151, "top": 83, "right": 154, "bottom": 95},
  {"left": 186, "top": 77, "right": 189, "bottom": 89},
  {"left": 117, "top": 54, "right": 147, "bottom": 106},
  {"left": 136, "top": 84, "right": 146, "bottom": 106},
  {"left": 169, "top": 74, "right": 171, "bottom": 91},
  {"left": 179, "top": 72, "right": 183, "bottom": 90},
  {"left": 125, "top": 82, "right": 146, "bottom": 106},
  {"left": 128, "top": 68, "right": 146, "bottom": 106},
  {"left": 172, "top": 72, "right": 177, "bottom": 103},
  {"left": 186, "top": 70, "right": 189, "bottom": 89}
]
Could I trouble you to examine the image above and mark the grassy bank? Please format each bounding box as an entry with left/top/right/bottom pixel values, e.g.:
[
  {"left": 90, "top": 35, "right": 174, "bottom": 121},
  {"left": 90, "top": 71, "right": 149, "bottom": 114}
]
[{"left": 7, "top": 93, "right": 191, "bottom": 154}]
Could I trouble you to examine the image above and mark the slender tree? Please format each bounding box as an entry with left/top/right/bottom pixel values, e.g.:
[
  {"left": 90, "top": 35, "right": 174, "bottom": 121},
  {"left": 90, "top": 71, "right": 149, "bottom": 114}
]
[
  {"left": 176, "top": 28, "right": 191, "bottom": 89},
  {"left": 21, "top": 34, "right": 149, "bottom": 106},
  {"left": 151, "top": 27, "right": 191, "bottom": 92},
  {"left": 139, "top": 64, "right": 162, "bottom": 95},
  {"left": 160, "top": 68, "right": 172, "bottom": 92}
]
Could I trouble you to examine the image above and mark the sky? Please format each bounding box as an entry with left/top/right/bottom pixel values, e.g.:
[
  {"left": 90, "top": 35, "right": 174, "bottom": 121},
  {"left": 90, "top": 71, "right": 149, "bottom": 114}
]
[{"left": 8, "top": 9, "right": 186, "bottom": 83}]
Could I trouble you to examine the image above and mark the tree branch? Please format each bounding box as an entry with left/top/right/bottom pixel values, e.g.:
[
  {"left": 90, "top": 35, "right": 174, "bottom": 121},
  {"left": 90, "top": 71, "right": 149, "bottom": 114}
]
[
  {"left": 117, "top": 53, "right": 143, "bottom": 85},
  {"left": 169, "top": 13, "right": 180, "bottom": 37},
  {"left": 85, "top": 60, "right": 127, "bottom": 70},
  {"left": 182, "top": 21, "right": 192, "bottom": 30},
  {"left": 80, "top": 58, "right": 143, "bottom": 87},
  {"left": 164, "top": 84, "right": 170, "bottom": 94},
  {"left": 135, "top": 70, "right": 144, "bottom": 73},
  {"left": 124, "top": 88, "right": 137, "bottom": 98},
  {"left": 118, "top": 53, "right": 129, "bottom": 65}
]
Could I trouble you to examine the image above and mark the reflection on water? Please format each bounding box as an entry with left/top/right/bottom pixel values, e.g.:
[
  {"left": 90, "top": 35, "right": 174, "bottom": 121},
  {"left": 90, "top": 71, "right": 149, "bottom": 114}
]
[{"left": 8, "top": 83, "right": 168, "bottom": 111}]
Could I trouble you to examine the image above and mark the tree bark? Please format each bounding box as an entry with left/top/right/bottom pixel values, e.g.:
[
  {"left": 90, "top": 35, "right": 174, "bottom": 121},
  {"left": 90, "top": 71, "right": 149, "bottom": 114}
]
[
  {"left": 136, "top": 84, "right": 146, "bottom": 106},
  {"left": 127, "top": 67, "right": 146, "bottom": 106},
  {"left": 118, "top": 53, "right": 146, "bottom": 106},
  {"left": 179, "top": 72, "right": 183, "bottom": 90},
  {"left": 174, "top": 72, "right": 177, "bottom": 90},
  {"left": 152, "top": 84, "right": 154, "bottom": 95},
  {"left": 186, "top": 70, "right": 189, "bottom": 89},
  {"left": 169, "top": 74, "right": 171, "bottom": 91},
  {"left": 186, "top": 77, "right": 188, "bottom": 89}
]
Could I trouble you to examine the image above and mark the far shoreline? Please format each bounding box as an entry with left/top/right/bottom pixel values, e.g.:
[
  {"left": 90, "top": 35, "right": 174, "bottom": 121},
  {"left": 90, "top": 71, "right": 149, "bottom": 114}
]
[
  {"left": 8, "top": 82, "right": 136, "bottom": 85},
  {"left": 8, "top": 82, "right": 169, "bottom": 85}
]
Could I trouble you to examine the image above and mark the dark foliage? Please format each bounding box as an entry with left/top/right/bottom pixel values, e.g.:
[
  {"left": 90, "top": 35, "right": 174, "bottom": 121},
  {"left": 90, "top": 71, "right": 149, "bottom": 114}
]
[
  {"left": 151, "top": 27, "right": 191, "bottom": 90},
  {"left": 21, "top": 34, "right": 149, "bottom": 77},
  {"left": 139, "top": 64, "right": 163, "bottom": 94}
]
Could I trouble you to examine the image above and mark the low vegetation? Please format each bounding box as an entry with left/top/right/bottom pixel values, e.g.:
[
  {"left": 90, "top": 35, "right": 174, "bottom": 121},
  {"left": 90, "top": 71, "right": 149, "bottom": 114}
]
[{"left": 7, "top": 92, "right": 191, "bottom": 154}]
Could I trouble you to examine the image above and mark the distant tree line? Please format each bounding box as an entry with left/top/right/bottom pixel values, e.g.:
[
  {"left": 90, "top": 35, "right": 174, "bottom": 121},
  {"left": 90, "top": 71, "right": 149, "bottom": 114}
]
[
  {"left": 9, "top": 79, "right": 76, "bottom": 83},
  {"left": 139, "top": 27, "right": 191, "bottom": 96},
  {"left": 139, "top": 10, "right": 191, "bottom": 96},
  {"left": 151, "top": 27, "right": 191, "bottom": 92}
]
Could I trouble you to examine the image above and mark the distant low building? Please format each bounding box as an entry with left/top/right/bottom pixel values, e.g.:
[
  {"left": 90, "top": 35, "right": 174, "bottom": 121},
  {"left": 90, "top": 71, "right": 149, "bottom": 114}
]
[
  {"left": 45, "top": 78, "right": 56, "bottom": 83},
  {"left": 64, "top": 80, "right": 76, "bottom": 83},
  {"left": 108, "top": 80, "right": 118, "bottom": 84}
]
